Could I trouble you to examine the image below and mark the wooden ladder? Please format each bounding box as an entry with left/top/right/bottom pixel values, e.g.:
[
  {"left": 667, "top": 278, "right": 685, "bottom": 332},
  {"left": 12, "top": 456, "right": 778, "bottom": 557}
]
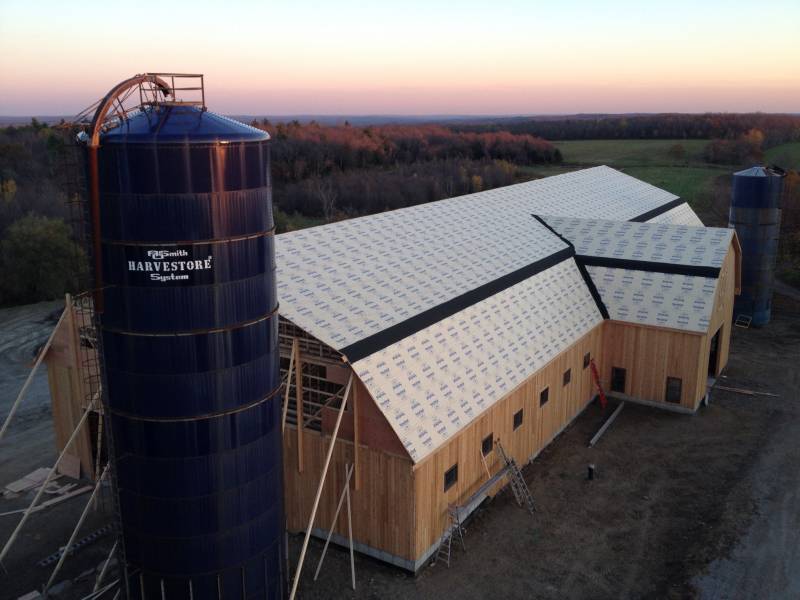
[
  {"left": 433, "top": 506, "right": 466, "bottom": 567},
  {"left": 495, "top": 441, "right": 536, "bottom": 515}
]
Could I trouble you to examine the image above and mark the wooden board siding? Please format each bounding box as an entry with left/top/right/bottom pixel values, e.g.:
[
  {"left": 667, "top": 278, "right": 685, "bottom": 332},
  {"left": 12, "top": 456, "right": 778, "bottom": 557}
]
[
  {"left": 600, "top": 240, "right": 739, "bottom": 412},
  {"left": 601, "top": 321, "right": 704, "bottom": 410},
  {"left": 44, "top": 303, "right": 94, "bottom": 478},
  {"left": 283, "top": 429, "right": 416, "bottom": 561},
  {"left": 410, "top": 324, "right": 604, "bottom": 559}
]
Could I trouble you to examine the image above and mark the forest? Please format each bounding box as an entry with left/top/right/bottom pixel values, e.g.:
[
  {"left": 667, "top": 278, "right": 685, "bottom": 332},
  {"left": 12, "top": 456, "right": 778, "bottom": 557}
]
[
  {"left": 250, "top": 120, "right": 560, "bottom": 221},
  {"left": 0, "top": 113, "right": 799, "bottom": 305},
  {"left": 455, "top": 113, "right": 800, "bottom": 146}
]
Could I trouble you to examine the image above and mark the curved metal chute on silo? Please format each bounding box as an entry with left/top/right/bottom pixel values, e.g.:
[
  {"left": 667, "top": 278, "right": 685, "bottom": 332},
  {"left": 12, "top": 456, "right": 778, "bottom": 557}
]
[{"left": 86, "top": 76, "right": 285, "bottom": 599}]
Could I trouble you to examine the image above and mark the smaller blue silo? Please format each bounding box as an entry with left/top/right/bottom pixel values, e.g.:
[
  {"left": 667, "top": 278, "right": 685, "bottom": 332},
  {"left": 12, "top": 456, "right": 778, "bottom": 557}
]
[{"left": 728, "top": 166, "right": 784, "bottom": 326}]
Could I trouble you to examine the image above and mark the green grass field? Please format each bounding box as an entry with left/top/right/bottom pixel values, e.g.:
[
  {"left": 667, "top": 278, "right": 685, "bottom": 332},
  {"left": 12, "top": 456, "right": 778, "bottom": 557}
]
[
  {"left": 765, "top": 142, "right": 800, "bottom": 170},
  {"left": 554, "top": 139, "right": 710, "bottom": 167},
  {"left": 516, "top": 139, "right": 755, "bottom": 224}
]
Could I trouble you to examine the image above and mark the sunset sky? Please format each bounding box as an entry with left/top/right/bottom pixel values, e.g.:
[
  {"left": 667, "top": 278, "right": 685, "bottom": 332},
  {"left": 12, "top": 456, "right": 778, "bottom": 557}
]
[{"left": 1, "top": 0, "right": 798, "bottom": 116}]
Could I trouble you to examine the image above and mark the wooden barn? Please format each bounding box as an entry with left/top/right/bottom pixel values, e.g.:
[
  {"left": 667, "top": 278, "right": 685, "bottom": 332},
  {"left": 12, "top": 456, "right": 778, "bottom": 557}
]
[
  {"left": 44, "top": 166, "right": 740, "bottom": 572},
  {"left": 274, "top": 166, "right": 741, "bottom": 570}
]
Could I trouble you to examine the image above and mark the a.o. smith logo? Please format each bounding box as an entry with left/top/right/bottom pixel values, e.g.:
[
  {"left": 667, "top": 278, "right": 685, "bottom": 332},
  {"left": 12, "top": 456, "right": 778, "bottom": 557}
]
[{"left": 128, "top": 248, "right": 213, "bottom": 282}]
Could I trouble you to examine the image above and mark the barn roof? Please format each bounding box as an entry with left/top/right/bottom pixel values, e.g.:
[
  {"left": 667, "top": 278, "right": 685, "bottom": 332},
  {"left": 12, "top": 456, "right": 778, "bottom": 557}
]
[
  {"left": 539, "top": 216, "right": 734, "bottom": 334},
  {"left": 646, "top": 202, "right": 704, "bottom": 226},
  {"left": 276, "top": 166, "right": 691, "bottom": 356},
  {"left": 540, "top": 216, "right": 733, "bottom": 272},
  {"left": 275, "top": 166, "right": 717, "bottom": 463},
  {"left": 585, "top": 267, "right": 718, "bottom": 332},
  {"left": 352, "top": 260, "right": 603, "bottom": 462}
]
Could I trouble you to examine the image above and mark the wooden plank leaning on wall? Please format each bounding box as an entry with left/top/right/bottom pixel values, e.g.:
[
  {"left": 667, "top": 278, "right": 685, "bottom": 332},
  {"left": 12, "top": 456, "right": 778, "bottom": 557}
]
[{"left": 44, "top": 296, "right": 94, "bottom": 479}]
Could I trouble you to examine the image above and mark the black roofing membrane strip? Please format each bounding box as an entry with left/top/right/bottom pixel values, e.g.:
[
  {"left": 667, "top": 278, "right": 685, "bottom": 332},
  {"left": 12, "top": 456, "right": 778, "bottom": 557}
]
[
  {"left": 531, "top": 214, "right": 611, "bottom": 320},
  {"left": 341, "top": 245, "right": 575, "bottom": 363},
  {"left": 630, "top": 198, "right": 685, "bottom": 222},
  {"left": 576, "top": 255, "right": 721, "bottom": 279}
]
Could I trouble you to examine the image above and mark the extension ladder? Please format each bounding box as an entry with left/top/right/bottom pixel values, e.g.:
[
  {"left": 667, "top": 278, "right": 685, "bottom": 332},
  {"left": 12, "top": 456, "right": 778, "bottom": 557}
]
[
  {"left": 495, "top": 442, "right": 535, "bottom": 515},
  {"left": 433, "top": 506, "right": 466, "bottom": 567}
]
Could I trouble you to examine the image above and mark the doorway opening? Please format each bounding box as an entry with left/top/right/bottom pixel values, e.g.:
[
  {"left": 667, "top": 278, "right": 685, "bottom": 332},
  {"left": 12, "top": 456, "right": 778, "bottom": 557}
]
[{"left": 708, "top": 327, "right": 721, "bottom": 376}]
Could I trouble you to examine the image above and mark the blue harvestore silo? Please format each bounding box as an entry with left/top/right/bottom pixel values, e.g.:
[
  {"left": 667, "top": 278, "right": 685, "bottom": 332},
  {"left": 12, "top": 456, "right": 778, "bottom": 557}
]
[
  {"left": 728, "top": 166, "right": 784, "bottom": 326},
  {"left": 96, "top": 102, "right": 285, "bottom": 598}
]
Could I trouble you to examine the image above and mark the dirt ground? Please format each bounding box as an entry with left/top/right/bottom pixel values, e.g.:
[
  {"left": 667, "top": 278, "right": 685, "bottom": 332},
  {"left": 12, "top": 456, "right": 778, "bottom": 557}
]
[
  {"left": 292, "top": 293, "right": 800, "bottom": 600},
  {"left": 0, "top": 300, "right": 116, "bottom": 600},
  {"left": 0, "top": 294, "right": 798, "bottom": 599}
]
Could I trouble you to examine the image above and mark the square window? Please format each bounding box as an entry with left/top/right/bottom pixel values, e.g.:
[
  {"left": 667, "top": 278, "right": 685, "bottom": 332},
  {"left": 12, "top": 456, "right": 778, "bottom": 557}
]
[
  {"left": 563, "top": 368, "right": 572, "bottom": 386},
  {"left": 583, "top": 352, "right": 591, "bottom": 369},
  {"left": 444, "top": 464, "right": 458, "bottom": 492},
  {"left": 513, "top": 409, "right": 523, "bottom": 430},
  {"left": 539, "top": 387, "right": 549, "bottom": 407},
  {"left": 611, "top": 367, "right": 626, "bottom": 393},
  {"left": 481, "top": 434, "right": 493, "bottom": 456},
  {"left": 666, "top": 377, "right": 682, "bottom": 404}
]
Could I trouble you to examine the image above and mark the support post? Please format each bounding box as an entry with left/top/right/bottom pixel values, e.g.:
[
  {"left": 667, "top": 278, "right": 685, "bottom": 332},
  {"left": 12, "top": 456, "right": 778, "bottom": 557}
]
[
  {"left": 93, "top": 540, "right": 118, "bottom": 593},
  {"left": 44, "top": 465, "right": 109, "bottom": 593},
  {"left": 294, "top": 341, "right": 304, "bottom": 473},
  {"left": 288, "top": 375, "right": 353, "bottom": 600},
  {"left": 352, "top": 379, "right": 361, "bottom": 491},
  {"left": 282, "top": 338, "right": 298, "bottom": 434},
  {"left": 345, "top": 463, "right": 356, "bottom": 591},
  {"left": 0, "top": 305, "right": 67, "bottom": 443},
  {"left": 94, "top": 411, "right": 104, "bottom": 482},
  {"left": 312, "top": 463, "right": 354, "bottom": 581}
]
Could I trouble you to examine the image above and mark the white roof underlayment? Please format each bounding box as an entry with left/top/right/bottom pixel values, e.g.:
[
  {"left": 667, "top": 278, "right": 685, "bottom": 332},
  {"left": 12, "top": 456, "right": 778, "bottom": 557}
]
[
  {"left": 541, "top": 216, "right": 733, "bottom": 268},
  {"left": 646, "top": 202, "right": 704, "bottom": 226},
  {"left": 352, "top": 260, "right": 603, "bottom": 462},
  {"left": 276, "top": 166, "right": 680, "bottom": 351},
  {"left": 586, "top": 267, "right": 718, "bottom": 333}
]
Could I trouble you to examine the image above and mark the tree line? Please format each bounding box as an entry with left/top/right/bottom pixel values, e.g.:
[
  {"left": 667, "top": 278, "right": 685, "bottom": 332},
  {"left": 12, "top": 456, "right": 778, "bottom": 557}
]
[
  {"left": 252, "top": 120, "right": 562, "bottom": 183},
  {"left": 454, "top": 113, "right": 800, "bottom": 147},
  {"left": 246, "top": 119, "right": 561, "bottom": 229}
]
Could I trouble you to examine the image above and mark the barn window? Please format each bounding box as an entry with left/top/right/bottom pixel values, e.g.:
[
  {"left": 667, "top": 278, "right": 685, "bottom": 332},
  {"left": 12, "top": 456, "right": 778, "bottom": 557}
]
[
  {"left": 583, "top": 352, "right": 591, "bottom": 369},
  {"left": 666, "top": 377, "right": 682, "bottom": 404},
  {"left": 611, "top": 367, "right": 626, "bottom": 393},
  {"left": 481, "top": 434, "right": 493, "bottom": 457},
  {"left": 513, "top": 409, "right": 524, "bottom": 430},
  {"left": 539, "top": 387, "right": 549, "bottom": 407},
  {"left": 444, "top": 464, "right": 458, "bottom": 492},
  {"left": 563, "top": 368, "right": 571, "bottom": 386}
]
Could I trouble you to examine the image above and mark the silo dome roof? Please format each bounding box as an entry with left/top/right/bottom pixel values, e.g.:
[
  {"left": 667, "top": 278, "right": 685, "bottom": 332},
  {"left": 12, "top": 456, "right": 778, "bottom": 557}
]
[
  {"left": 101, "top": 105, "right": 269, "bottom": 144},
  {"left": 734, "top": 166, "right": 782, "bottom": 178}
]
